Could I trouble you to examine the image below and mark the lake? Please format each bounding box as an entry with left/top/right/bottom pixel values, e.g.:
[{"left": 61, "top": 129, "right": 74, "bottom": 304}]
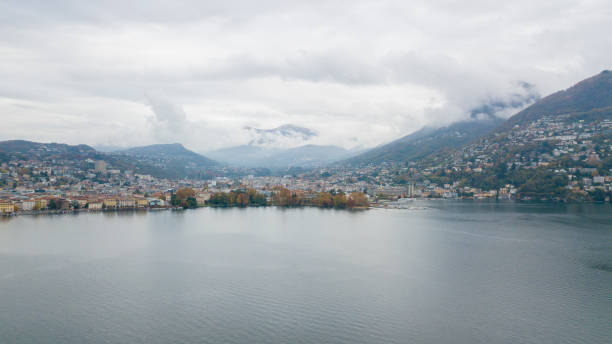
[{"left": 1, "top": 202, "right": 611, "bottom": 344}]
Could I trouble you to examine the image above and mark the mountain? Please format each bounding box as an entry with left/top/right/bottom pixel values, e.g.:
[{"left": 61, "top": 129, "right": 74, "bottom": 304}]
[
  {"left": 347, "top": 71, "right": 612, "bottom": 168},
  {"left": 386, "top": 70, "right": 612, "bottom": 201},
  {"left": 347, "top": 118, "right": 504, "bottom": 165},
  {"left": 116, "top": 143, "right": 218, "bottom": 178},
  {"left": 0, "top": 140, "right": 222, "bottom": 179},
  {"left": 500, "top": 70, "right": 612, "bottom": 130},
  {"left": 121, "top": 143, "right": 216, "bottom": 165},
  {"left": 0, "top": 140, "right": 99, "bottom": 165},
  {"left": 0, "top": 140, "right": 96, "bottom": 157},
  {"left": 207, "top": 144, "right": 359, "bottom": 169},
  {"left": 0, "top": 139, "right": 180, "bottom": 178},
  {"left": 206, "top": 123, "right": 352, "bottom": 168}
]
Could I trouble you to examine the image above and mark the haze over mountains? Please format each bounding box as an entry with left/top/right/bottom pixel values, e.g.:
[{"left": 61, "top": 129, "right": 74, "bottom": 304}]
[
  {"left": 207, "top": 144, "right": 360, "bottom": 169},
  {"left": 2, "top": 71, "right": 611, "bottom": 179},
  {"left": 340, "top": 82, "right": 539, "bottom": 166},
  {"left": 500, "top": 70, "right": 612, "bottom": 130},
  {"left": 103, "top": 70, "right": 612, "bottom": 171},
  {"left": 205, "top": 124, "right": 363, "bottom": 168},
  {"left": 346, "top": 70, "right": 612, "bottom": 167},
  {"left": 96, "top": 124, "right": 363, "bottom": 169}
]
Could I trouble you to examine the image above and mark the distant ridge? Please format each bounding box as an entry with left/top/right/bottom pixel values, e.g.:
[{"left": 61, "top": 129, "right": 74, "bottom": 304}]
[
  {"left": 207, "top": 144, "right": 359, "bottom": 169},
  {"left": 120, "top": 143, "right": 217, "bottom": 166},
  {"left": 0, "top": 140, "right": 219, "bottom": 179},
  {"left": 114, "top": 143, "right": 218, "bottom": 178},
  {"left": 346, "top": 118, "right": 503, "bottom": 165},
  {"left": 0, "top": 140, "right": 95, "bottom": 155}
]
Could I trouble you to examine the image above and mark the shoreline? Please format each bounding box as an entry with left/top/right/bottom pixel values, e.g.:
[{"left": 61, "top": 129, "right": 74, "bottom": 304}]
[
  {"left": 3, "top": 198, "right": 610, "bottom": 218},
  {"left": 0, "top": 206, "right": 179, "bottom": 218}
]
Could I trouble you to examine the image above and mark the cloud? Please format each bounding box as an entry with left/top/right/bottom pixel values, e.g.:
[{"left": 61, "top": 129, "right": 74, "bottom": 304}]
[
  {"left": 145, "top": 93, "right": 188, "bottom": 136},
  {"left": 0, "top": 0, "right": 610, "bottom": 149},
  {"left": 244, "top": 124, "right": 318, "bottom": 147},
  {"left": 469, "top": 82, "right": 541, "bottom": 119}
]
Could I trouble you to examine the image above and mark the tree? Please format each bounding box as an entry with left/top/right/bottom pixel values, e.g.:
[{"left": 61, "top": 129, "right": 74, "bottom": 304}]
[
  {"left": 48, "top": 199, "right": 58, "bottom": 210},
  {"left": 332, "top": 193, "right": 347, "bottom": 209},
  {"left": 207, "top": 189, "right": 267, "bottom": 207},
  {"left": 236, "top": 193, "right": 249, "bottom": 207},
  {"left": 185, "top": 197, "right": 198, "bottom": 209},
  {"left": 176, "top": 188, "right": 196, "bottom": 201},
  {"left": 272, "top": 187, "right": 302, "bottom": 207},
  {"left": 248, "top": 188, "right": 267, "bottom": 206},
  {"left": 173, "top": 188, "right": 197, "bottom": 208},
  {"left": 314, "top": 192, "right": 333, "bottom": 207},
  {"left": 347, "top": 192, "right": 369, "bottom": 208},
  {"left": 588, "top": 189, "right": 607, "bottom": 202}
]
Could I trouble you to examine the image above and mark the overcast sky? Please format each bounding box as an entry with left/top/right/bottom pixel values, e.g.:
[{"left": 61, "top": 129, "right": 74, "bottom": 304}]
[{"left": 1, "top": 0, "right": 610, "bottom": 151}]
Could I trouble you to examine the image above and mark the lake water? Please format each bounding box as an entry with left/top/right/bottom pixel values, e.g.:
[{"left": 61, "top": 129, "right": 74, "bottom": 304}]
[{"left": 1, "top": 202, "right": 611, "bottom": 344}]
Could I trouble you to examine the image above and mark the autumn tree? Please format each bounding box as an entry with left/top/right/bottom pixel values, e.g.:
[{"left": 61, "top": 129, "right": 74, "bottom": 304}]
[
  {"left": 247, "top": 188, "right": 267, "bottom": 206},
  {"left": 176, "top": 188, "right": 195, "bottom": 200},
  {"left": 314, "top": 192, "right": 333, "bottom": 207},
  {"left": 236, "top": 193, "right": 249, "bottom": 207},
  {"left": 173, "top": 188, "right": 197, "bottom": 209},
  {"left": 207, "top": 189, "right": 267, "bottom": 207},
  {"left": 273, "top": 187, "right": 303, "bottom": 207},
  {"left": 347, "top": 192, "right": 369, "bottom": 208},
  {"left": 332, "top": 193, "right": 347, "bottom": 209}
]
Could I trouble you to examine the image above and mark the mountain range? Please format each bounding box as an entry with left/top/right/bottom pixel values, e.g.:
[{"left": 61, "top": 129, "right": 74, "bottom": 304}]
[
  {"left": 0, "top": 141, "right": 219, "bottom": 179},
  {"left": 346, "top": 70, "right": 612, "bottom": 167},
  {"left": 119, "top": 143, "right": 217, "bottom": 166},
  {"left": 206, "top": 144, "right": 361, "bottom": 169},
  {"left": 111, "top": 143, "right": 218, "bottom": 179},
  {"left": 3, "top": 70, "right": 611, "bottom": 181},
  {"left": 346, "top": 118, "right": 504, "bottom": 165}
]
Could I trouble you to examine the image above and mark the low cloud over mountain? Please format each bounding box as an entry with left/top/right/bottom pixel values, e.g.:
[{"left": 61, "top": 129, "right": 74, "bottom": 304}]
[
  {"left": 244, "top": 124, "right": 317, "bottom": 148},
  {"left": 469, "top": 82, "right": 541, "bottom": 120}
]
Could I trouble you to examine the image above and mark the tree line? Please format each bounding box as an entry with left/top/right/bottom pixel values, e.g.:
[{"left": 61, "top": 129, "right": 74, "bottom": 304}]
[
  {"left": 204, "top": 187, "right": 369, "bottom": 209},
  {"left": 207, "top": 189, "right": 267, "bottom": 207}
]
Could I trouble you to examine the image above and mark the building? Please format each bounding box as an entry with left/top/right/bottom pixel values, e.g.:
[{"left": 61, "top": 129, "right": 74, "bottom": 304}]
[
  {"left": 118, "top": 198, "right": 135, "bottom": 208},
  {"left": 88, "top": 201, "right": 103, "bottom": 210},
  {"left": 135, "top": 198, "right": 148, "bottom": 208},
  {"left": 94, "top": 160, "right": 107, "bottom": 173},
  {"left": 103, "top": 198, "right": 117, "bottom": 208},
  {"left": 35, "top": 198, "right": 48, "bottom": 210},
  {"left": 74, "top": 198, "right": 88, "bottom": 208},
  {"left": 20, "top": 200, "right": 35, "bottom": 211},
  {"left": 148, "top": 198, "right": 165, "bottom": 207},
  {"left": 55, "top": 199, "right": 71, "bottom": 210},
  {"left": 0, "top": 201, "right": 14, "bottom": 214}
]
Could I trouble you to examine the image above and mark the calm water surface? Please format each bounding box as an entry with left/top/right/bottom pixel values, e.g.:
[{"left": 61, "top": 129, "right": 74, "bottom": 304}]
[{"left": 1, "top": 201, "right": 611, "bottom": 344}]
